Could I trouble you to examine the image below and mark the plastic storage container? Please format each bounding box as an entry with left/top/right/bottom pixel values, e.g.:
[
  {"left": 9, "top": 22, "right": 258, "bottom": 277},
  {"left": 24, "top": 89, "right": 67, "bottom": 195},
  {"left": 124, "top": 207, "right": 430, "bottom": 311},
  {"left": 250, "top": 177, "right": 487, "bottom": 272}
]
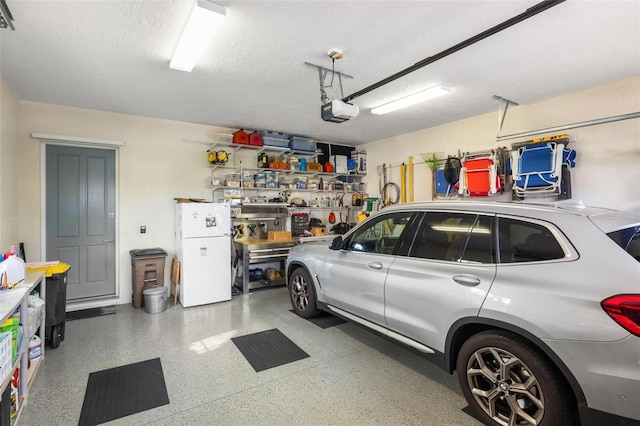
[
  {"left": 129, "top": 248, "right": 167, "bottom": 309},
  {"left": 224, "top": 173, "right": 241, "bottom": 187},
  {"left": 289, "top": 136, "right": 316, "bottom": 152},
  {"left": 0, "top": 332, "right": 12, "bottom": 383},
  {"left": 263, "top": 137, "right": 289, "bottom": 148},
  {"left": 260, "top": 131, "right": 289, "bottom": 140}
]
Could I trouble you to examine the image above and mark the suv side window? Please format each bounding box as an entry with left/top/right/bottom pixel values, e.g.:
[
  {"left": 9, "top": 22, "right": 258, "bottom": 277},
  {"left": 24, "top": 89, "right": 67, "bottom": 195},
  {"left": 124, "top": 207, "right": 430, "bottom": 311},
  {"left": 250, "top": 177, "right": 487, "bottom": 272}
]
[
  {"left": 498, "top": 217, "right": 566, "bottom": 263},
  {"left": 452, "top": 215, "right": 494, "bottom": 263},
  {"left": 409, "top": 212, "right": 494, "bottom": 263},
  {"left": 607, "top": 226, "right": 640, "bottom": 262},
  {"left": 348, "top": 212, "right": 414, "bottom": 254}
]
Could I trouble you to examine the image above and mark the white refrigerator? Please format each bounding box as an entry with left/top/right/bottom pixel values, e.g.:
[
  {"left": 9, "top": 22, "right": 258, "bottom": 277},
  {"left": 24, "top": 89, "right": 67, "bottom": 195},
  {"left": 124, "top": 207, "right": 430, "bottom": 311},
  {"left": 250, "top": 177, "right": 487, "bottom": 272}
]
[{"left": 175, "top": 202, "right": 231, "bottom": 307}]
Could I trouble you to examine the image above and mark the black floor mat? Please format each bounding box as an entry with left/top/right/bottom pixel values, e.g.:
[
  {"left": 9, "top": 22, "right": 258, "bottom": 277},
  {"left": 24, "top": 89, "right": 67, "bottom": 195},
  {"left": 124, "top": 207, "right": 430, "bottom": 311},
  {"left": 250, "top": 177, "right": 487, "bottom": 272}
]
[
  {"left": 231, "top": 328, "right": 309, "bottom": 372},
  {"left": 289, "top": 309, "right": 346, "bottom": 329},
  {"left": 461, "top": 405, "right": 485, "bottom": 423},
  {"left": 67, "top": 306, "right": 116, "bottom": 321},
  {"left": 78, "top": 358, "right": 169, "bottom": 426}
]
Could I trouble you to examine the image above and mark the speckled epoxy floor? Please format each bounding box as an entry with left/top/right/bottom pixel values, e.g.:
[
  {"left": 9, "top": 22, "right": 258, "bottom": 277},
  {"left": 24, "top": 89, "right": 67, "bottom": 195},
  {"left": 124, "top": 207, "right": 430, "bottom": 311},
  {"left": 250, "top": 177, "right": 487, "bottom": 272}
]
[{"left": 20, "top": 287, "right": 482, "bottom": 425}]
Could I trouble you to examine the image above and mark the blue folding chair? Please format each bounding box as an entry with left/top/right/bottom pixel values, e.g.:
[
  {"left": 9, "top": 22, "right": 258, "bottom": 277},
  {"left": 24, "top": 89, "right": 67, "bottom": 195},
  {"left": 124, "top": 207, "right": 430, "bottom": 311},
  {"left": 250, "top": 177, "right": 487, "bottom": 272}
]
[
  {"left": 511, "top": 141, "right": 576, "bottom": 199},
  {"left": 434, "top": 160, "right": 458, "bottom": 198}
]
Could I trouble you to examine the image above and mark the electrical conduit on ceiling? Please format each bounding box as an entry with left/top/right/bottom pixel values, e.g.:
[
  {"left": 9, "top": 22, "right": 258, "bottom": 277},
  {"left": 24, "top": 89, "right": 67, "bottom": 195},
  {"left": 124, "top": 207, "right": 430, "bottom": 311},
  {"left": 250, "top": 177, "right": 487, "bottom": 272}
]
[{"left": 341, "top": 0, "right": 567, "bottom": 104}]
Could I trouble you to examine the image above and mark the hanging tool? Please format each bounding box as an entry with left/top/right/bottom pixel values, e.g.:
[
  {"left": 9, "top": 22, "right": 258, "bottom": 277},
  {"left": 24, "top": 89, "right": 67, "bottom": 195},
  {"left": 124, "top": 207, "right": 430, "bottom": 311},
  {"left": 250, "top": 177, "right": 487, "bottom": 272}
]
[
  {"left": 400, "top": 163, "right": 406, "bottom": 203},
  {"left": 207, "top": 149, "right": 217, "bottom": 164},
  {"left": 408, "top": 156, "right": 414, "bottom": 202},
  {"left": 383, "top": 164, "right": 389, "bottom": 204},
  {"left": 420, "top": 152, "right": 444, "bottom": 201},
  {"left": 381, "top": 182, "right": 400, "bottom": 206}
]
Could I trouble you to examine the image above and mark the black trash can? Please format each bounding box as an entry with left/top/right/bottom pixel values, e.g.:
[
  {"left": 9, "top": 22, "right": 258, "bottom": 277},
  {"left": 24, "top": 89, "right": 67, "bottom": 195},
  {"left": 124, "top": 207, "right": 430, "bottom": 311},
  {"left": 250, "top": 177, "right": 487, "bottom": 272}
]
[{"left": 45, "top": 266, "right": 70, "bottom": 349}]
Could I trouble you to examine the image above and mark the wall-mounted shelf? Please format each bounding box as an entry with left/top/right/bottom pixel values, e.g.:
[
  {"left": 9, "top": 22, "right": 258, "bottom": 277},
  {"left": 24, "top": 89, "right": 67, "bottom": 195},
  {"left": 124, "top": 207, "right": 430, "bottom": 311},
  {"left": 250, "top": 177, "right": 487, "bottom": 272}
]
[
  {"left": 210, "top": 165, "right": 352, "bottom": 178},
  {"left": 188, "top": 137, "right": 321, "bottom": 157},
  {"left": 209, "top": 185, "right": 353, "bottom": 195},
  {"left": 289, "top": 206, "right": 352, "bottom": 211},
  {"left": 190, "top": 136, "right": 366, "bottom": 205}
]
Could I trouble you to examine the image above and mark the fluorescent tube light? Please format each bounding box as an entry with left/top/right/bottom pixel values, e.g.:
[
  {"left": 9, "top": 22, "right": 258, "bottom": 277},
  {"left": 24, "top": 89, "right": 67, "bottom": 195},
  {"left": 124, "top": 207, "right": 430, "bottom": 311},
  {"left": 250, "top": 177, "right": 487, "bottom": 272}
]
[
  {"left": 370, "top": 84, "right": 450, "bottom": 115},
  {"left": 170, "top": 0, "right": 226, "bottom": 72}
]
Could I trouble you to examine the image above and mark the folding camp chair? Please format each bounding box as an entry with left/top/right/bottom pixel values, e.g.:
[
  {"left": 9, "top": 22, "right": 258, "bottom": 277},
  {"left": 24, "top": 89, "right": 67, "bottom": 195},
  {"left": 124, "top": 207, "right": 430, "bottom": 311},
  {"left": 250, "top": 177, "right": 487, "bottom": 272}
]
[
  {"left": 511, "top": 141, "right": 576, "bottom": 199},
  {"left": 458, "top": 151, "right": 502, "bottom": 197},
  {"left": 434, "top": 159, "right": 459, "bottom": 198}
]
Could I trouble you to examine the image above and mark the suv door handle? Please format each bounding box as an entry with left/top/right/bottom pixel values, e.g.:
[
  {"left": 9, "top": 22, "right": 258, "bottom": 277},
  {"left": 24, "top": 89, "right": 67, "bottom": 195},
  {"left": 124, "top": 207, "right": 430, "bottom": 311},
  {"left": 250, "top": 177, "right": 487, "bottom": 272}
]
[
  {"left": 367, "top": 262, "right": 383, "bottom": 270},
  {"left": 452, "top": 275, "right": 481, "bottom": 286}
]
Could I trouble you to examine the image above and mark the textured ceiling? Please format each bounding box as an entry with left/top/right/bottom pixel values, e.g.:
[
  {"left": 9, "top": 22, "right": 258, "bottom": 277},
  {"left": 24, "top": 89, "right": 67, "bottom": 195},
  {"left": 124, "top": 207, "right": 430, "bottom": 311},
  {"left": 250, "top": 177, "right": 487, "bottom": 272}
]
[{"left": 1, "top": 1, "right": 638, "bottom": 145}]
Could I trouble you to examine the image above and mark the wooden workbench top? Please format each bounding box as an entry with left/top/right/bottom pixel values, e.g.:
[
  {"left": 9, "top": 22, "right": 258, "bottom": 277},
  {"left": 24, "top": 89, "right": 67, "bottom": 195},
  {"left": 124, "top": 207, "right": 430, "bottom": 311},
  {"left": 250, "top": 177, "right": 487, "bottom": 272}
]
[{"left": 233, "top": 236, "right": 334, "bottom": 245}]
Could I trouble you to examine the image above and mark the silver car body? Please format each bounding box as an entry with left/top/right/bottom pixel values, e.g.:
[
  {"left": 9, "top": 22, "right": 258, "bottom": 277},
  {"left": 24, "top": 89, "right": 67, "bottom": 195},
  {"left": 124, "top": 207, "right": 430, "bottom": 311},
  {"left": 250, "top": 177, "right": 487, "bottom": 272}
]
[{"left": 286, "top": 201, "right": 640, "bottom": 423}]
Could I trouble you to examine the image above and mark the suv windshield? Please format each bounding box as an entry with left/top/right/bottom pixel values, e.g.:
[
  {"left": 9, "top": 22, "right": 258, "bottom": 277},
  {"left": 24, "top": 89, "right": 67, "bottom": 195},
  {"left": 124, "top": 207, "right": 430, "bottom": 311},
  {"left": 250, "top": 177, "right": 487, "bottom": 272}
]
[{"left": 607, "top": 225, "right": 640, "bottom": 262}]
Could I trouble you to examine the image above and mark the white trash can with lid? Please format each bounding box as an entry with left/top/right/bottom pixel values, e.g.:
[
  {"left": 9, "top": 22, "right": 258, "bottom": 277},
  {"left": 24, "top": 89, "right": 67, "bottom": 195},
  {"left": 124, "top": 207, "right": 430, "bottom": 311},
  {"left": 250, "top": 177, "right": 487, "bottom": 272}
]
[{"left": 142, "top": 286, "right": 168, "bottom": 314}]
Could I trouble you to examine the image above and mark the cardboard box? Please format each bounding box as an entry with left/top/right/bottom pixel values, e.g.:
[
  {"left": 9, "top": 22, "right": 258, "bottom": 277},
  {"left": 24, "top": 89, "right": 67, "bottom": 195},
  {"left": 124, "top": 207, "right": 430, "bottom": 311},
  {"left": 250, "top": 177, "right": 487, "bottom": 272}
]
[
  {"left": 307, "top": 162, "right": 322, "bottom": 172},
  {"left": 267, "top": 231, "right": 292, "bottom": 241},
  {"left": 332, "top": 155, "right": 348, "bottom": 173}
]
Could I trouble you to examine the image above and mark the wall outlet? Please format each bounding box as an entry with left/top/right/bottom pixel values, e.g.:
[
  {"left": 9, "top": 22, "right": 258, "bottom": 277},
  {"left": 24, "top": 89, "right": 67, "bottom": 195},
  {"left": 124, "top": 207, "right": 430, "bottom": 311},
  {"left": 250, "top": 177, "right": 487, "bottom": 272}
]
[{"left": 140, "top": 226, "right": 146, "bottom": 234}]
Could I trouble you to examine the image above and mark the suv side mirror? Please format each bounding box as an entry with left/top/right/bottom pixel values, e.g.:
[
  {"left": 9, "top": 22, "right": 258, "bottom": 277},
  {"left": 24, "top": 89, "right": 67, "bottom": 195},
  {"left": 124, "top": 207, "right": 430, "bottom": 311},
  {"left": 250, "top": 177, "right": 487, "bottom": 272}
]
[{"left": 329, "top": 236, "right": 344, "bottom": 250}]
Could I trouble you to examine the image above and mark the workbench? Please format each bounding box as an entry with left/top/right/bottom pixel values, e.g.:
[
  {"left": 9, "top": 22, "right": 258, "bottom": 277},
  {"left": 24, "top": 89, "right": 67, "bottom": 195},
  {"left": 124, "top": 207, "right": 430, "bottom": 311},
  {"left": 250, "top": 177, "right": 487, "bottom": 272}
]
[{"left": 233, "top": 235, "right": 334, "bottom": 294}]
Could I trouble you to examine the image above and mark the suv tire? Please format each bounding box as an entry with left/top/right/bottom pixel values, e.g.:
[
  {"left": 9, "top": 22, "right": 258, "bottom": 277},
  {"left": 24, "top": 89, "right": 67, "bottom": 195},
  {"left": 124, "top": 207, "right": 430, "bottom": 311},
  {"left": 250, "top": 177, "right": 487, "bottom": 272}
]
[
  {"left": 289, "top": 267, "right": 320, "bottom": 318},
  {"left": 456, "top": 330, "right": 574, "bottom": 426}
]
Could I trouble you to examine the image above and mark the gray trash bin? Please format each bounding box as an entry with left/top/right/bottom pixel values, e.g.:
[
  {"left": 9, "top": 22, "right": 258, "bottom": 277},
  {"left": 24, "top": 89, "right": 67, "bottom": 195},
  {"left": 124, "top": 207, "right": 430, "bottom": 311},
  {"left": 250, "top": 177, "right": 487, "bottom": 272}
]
[{"left": 143, "top": 286, "right": 168, "bottom": 314}]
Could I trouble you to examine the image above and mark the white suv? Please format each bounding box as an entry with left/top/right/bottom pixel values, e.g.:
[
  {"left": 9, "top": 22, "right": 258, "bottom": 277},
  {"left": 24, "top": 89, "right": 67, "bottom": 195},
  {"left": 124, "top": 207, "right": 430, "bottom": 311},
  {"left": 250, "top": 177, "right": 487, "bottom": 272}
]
[{"left": 286, "top": 201, "right": 640, "bottom": 426}]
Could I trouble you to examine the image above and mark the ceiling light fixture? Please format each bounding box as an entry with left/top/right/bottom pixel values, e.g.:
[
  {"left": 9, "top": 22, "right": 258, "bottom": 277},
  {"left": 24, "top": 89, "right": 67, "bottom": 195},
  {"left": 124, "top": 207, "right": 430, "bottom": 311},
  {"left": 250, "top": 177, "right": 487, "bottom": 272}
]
[
  {"left": 370, "top": 84, "right": 450, "bottom": 115},
  {"left": 169, "top": 0, "right": 226, "bottom": 72}
]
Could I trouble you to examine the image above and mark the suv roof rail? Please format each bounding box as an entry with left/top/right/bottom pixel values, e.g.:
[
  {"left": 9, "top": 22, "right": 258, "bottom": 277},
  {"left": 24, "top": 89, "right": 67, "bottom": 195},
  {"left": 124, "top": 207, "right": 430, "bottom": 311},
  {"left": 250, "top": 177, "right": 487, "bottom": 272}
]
[{"left": 519, "top": 199, "right": 586, "bottom": 212}]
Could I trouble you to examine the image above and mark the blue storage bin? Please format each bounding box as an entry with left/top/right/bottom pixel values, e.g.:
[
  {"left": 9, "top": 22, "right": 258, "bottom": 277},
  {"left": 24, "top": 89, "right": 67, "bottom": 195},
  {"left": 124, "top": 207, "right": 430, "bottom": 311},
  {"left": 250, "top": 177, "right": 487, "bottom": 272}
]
[
  {"left": 263, "top": 137, "right": 289, "bottom": 148},
  {"left": 260, "top": 131, "right": 289, "bottom": 140},
  {"left": 289, "top": 136, "right": 316, "bottom": 152}
]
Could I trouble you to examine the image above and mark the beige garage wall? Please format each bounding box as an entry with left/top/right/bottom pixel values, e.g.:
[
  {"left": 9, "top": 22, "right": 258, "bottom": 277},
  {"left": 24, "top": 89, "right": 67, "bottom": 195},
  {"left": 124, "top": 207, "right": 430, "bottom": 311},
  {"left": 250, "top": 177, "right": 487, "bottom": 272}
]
[
  {"left": 358, "top": 76, "right": 640, "bottom": 211},
  {"left": 0, "top": 79, "right": 21, "bottom": 250},
  {"left": 18, "top": 102, "right": 228, "bottom": 306},
  {"left": 7, "top": 75, "right": 640, "bottom": 308}
]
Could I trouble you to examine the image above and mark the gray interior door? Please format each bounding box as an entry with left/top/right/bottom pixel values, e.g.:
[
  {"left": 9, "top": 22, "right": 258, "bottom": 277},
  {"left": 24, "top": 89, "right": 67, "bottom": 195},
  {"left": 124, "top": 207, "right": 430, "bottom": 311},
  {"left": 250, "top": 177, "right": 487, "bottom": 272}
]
[{"left": 46, "top": 145, "right": 116, "bottom": 301}]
